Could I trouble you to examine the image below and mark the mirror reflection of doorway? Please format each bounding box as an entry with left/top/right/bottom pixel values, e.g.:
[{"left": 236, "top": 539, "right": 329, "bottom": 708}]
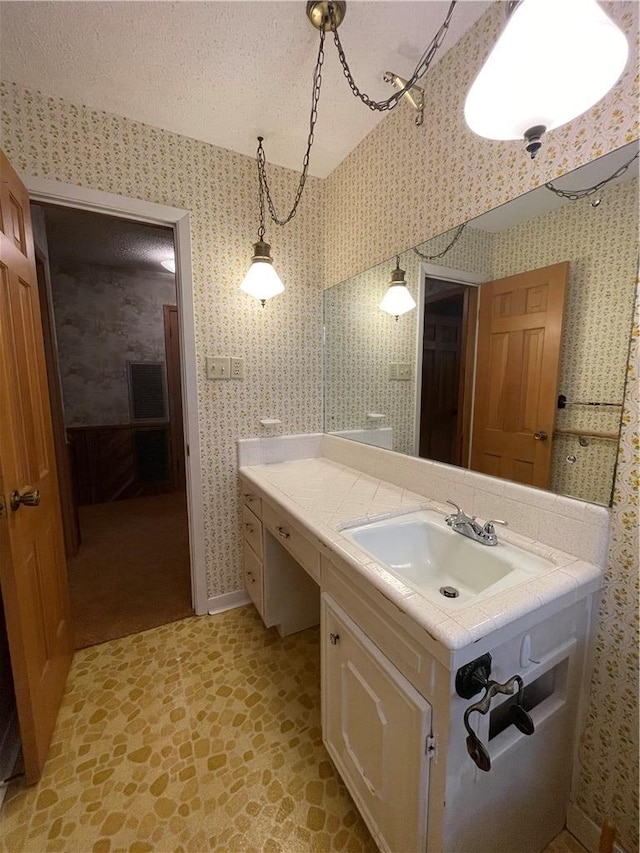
[
  {"left": 31, "top": 203, "right": 193, "bottom": 649},
  {"left": 418, "top": 278, "right": 478, "bottom": 467}
]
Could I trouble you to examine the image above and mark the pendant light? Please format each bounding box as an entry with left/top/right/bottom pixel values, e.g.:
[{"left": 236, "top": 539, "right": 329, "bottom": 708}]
[
  {"left": 464, "top": 0, "right": 629, "bottom": 158},
  {"left": 240, "top": 143, "right": 285, "bottom": 306},
  {"left": 379, "top": 258, "right": 416, "bottom": 321}
]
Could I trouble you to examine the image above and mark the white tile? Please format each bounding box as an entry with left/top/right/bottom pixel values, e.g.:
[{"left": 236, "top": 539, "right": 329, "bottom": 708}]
[{"left": 464, "top": 469, "right": 506, "bottom": 496}]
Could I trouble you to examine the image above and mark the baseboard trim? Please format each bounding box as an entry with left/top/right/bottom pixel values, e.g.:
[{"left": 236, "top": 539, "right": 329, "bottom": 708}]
[
  {"left": 207, "top": 589, "right": 251, "bottom": 615},
  {"left": 566, "top": 802, "right": 627, "bottom": 853}
]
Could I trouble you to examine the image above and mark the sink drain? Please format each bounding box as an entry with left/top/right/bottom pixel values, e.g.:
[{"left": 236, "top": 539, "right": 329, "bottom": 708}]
[{"left": 440, "top": 585, "right": 460, "bottom": 599}]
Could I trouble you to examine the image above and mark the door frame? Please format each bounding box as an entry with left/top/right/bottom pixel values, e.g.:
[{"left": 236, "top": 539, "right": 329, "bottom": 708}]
[
  {"left": 24, "top": 176, "right": 208, "bottom": 615},
  {"left": 413, "top": 261, "right": 487, "bottom": 460}
]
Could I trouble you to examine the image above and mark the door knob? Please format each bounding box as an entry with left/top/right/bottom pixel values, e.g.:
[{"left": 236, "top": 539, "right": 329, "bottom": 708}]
[
  {"left": 533, "top": 431, "right": 548, "bottom": 441},
  {"left": 10, "top": 489, "right": 41, "bottom": 511}
]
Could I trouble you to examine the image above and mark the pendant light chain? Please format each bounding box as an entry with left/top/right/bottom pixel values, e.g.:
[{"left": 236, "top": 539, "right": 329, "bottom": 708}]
[
  {"left": 414, "top": 221, "right": 467, "bottom": 261},
  {"left": 257, "top": 26, "right": 326, "bottom": 228},
  {"left": 257, "top": 0, "right": 458, "bottom": 228},
  {"left": 545, "top": 150, "right": 639, "bottom": 201},
  {"left": 330, "top": 0, "right": 457, "bottom": 113}
]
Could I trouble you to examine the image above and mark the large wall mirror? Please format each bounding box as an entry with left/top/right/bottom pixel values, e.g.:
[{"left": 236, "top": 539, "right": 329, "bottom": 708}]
[{"left": 324, "top": 141, "right": 639, "bottom": 506}]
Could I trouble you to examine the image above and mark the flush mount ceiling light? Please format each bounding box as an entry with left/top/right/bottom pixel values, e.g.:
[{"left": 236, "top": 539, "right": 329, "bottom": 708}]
[
  {"left": 240, "top": 143, "right": 285, "bottom": 306},
  {"left": 161, "top": 258, "right": 175, "bottom": 273},
  {"left": 244, "top": 1, "right": 458, "bottom": 301},
  {"left": 379, "top": 257, "right": 416, "bottom": 321},
  {"left": 464, "top": 0, "right": 629, "bottom": 159}
]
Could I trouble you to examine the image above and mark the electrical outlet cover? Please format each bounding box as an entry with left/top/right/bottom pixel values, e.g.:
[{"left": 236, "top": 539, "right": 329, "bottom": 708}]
[{"left": 230, "top": 357, "right": 245, "bottom": 379}]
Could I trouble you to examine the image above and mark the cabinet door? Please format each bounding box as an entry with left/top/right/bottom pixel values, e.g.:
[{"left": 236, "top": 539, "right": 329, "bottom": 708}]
[{"left": 322, "top": 595, "right": 431, "bottom": 853}]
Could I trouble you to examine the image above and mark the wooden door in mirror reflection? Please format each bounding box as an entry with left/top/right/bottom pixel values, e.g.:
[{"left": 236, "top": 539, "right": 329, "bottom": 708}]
[
  {"left": 419, "top": 283, "right": 478, "bottom": 467},
  {"left": 0, "top": 150, "right": 74, "bottom": 784},
  {"left": 471, "top": 262, "right": 568, "bottom": 489}
]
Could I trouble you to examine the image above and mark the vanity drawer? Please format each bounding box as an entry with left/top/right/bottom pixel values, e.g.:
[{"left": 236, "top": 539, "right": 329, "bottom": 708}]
[
  {"left": 262, "top": 503, "right": 321, "bottom": 583},
  {"left": 242, "top": 504, "right": 263, "bottom": 558},
  {"left": 244, "top": 541, "right": 264, "bottom": 616},
  {"left": 242, "top": 490, "right": 262, "bottom": 518}
]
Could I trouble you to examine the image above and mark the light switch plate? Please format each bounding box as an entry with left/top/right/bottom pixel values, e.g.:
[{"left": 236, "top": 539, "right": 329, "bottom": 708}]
[
  {"left": 206, "top": 356, "right": 231, "bottom": 379},
  {"left": 398, "top": 363, "right": 412, "bottom": 381},
  {"left": 388, "top": 362, "right": 398, "bottom": 381}
]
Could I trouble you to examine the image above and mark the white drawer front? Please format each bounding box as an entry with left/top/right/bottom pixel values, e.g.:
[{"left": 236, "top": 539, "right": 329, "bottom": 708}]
[
  {"left": 241, "top": 490, "right": 262, "bottom": 518},
  {"left": 243, "top": 541, "right": 264, "bottom": 616},
  {"left": 242, "top": 504, "right": 263, "bottom": 558},
  {"left": 263, "top": 503, "right": 321, "bottom": 583}
]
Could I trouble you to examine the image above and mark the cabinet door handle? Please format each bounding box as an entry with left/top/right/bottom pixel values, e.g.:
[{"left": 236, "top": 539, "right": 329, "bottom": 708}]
[
  {"left": 246, "top": 571, "right": 255, "bottom": 583},
  {"left": 245, "top": 523, "right": 254, "bottom": 533},
  {"left": 244, "top": 493, "right": 255, "bottom": 502},
  {"left": 276, "top": 526, "right": 290, "bottom": 539},
  {"left": 329, "top": 633, "right": 340, "bottom": 645}
]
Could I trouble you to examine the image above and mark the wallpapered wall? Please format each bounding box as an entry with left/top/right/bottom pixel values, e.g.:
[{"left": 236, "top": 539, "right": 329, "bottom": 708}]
[
  {"left": 50, "top": 262, "right": 177, "bottom": 427},
  {"left": 322, "top": 3, "right": 638, "bottom": 849},
  {"left": 0, "top": 79, "right": 325, "bottom": 601},
  {"left": 1, "top": 0, "right": 638, "bottom": 847}
]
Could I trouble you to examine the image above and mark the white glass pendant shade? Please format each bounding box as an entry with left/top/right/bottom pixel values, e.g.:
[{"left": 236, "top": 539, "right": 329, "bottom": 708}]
[
  {"left": 379, "top": 260, "right": 416, "bottom": 319},
  {"left": 240, "top": 241, "right": 284, "bottom": 305},
  {"left": 464, "top": 0, "right": 628, "bottom": 143},
  {"left": 379, "top": 284, "right": 416, "bottom": 318}
]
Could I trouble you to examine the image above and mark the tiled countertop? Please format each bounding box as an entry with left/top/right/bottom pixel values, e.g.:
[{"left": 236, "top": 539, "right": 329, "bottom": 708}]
[{"left": 239, "top": 457, "right": 602, "bottom": 653}]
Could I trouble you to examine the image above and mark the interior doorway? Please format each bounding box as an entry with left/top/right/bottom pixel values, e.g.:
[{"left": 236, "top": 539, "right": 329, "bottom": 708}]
[
  {"left": 31, "top": 203, "right": 193, "bottom": 648},
  {"left": 418, "top": 276, "right": 478, "bottom": 467}
]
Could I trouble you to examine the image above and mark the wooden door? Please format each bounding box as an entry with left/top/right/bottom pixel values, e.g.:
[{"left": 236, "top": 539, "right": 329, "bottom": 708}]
[
  {"left": 471, "top": 262, "right": 568, "bottom": 488},
  {"left": 163, "top": 304, "right": 185, "bottom": 492},
  {"left": 0, "top": 150, "right": 74, "bottom": 783},
  {"left": 420, "top": 296, "right": 464, "bottom": 464},
  {"left": 33, "top": 206, "right": 80, "bottom": 557}
]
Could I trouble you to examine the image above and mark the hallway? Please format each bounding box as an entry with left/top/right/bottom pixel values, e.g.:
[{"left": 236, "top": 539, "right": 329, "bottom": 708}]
[{"left": 67, "top": 491, "right": 192, "bottom": 648}]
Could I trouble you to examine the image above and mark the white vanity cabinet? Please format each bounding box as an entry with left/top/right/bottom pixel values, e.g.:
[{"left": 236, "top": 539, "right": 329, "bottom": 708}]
[
  {"left": 241, "top": 489, "right": 320, "bottom": 636},
  {"left": 239, "top": 471, "right": 598, "bottom": 853},
  {"left": 322, "top": 595, "right": 432, "bottom": 853}
]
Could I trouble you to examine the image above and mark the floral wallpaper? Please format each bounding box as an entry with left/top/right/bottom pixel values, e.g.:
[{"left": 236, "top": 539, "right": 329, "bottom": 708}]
[
  {"left": 324, "top": 1, "right": 639, "bottom": 289},
  {"left": 50, "top": 262, "right": 177, "bottom": 426},
  {"left": 1, "top": 0, "right": 638, "bottom": 846},
  {"left": 0, "top": 79, "right": 325, "bottom": 603}
]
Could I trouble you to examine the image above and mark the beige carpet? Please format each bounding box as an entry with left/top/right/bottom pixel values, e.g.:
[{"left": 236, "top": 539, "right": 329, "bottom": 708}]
[{"left": 67, "top": 491, "right": 192, "bottom": 648}]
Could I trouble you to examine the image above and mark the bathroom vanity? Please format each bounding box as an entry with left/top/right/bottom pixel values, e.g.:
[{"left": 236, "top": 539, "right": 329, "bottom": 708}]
[{"left": 238, "top": 435, "right": 604, "bottom": 853}]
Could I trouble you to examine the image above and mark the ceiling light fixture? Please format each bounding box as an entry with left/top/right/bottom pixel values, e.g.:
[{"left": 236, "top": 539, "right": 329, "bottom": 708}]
[
  {"left": 161, "top": 258, "right": 175, "bottom": 273},
  {"left": 241, "top": 143, "right": 285, "bottom": 306},
  {"left": 379, "top": 257, "right": 416, "bottom": 321},
  {"left": 244, "top": 0, "right": 458, "bottom": 293},
  {"left": 464, "top": 0, "right": 629, "bottom": 159}
]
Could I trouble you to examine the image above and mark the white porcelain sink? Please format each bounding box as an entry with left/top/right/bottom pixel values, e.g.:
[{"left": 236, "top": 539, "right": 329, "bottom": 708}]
[{"left": 343, "top": 510, "right": 553, "bottom": 606}]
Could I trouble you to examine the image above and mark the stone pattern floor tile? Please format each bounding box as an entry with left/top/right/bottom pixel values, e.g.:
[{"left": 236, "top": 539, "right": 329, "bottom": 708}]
[
  {"left": 1, "top": 607, "right": 376, "bottom": 853},
  {"left": 1, "top": 605, "right": 585, "bottom": 853}
]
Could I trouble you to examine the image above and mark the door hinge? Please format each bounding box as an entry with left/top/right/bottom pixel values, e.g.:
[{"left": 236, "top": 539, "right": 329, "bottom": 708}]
[
  {"left": 186, "top": 444, "right": 190, "bottom": 457},
  {"left": 426, "top": 734, "right": 437, "bottom": 760}
]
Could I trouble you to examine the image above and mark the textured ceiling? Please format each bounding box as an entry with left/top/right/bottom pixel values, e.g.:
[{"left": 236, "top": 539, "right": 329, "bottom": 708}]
[
  {"left": 41, "top": 205, "right": 175, "bottom": 273},
  {"left": 0, "top": 1, "right": 490, "bottom": 178}
]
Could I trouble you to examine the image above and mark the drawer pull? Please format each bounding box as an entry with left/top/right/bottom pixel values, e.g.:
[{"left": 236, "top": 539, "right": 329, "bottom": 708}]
[
  {"left": 276, "top": 526, "right": 290, "bottom": 539},
  {"left": 245, "top": 523, "right": 254, "bottom": 533},
  {"left": 244, "top": 493, "right": 255, "bottom": 502},
  {"left": 246, "top": 570, "right": 255, "bottom": 583},
  {"left": 330, "top": 633, "right": 340, "bottom": 645}
]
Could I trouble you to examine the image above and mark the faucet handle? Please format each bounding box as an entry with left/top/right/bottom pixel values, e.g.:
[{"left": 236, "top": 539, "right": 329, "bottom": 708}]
[
  {"left": 482, "top": 519, "right": 507, "bottom": 533},
  {"left": 446, "top": 500, "right": 461, "bottom": 514}
]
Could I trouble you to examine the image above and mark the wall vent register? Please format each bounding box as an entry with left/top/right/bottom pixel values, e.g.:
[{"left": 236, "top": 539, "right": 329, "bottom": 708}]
[{"left": 127, "top": 361, "right": 167, "bottom": 422}]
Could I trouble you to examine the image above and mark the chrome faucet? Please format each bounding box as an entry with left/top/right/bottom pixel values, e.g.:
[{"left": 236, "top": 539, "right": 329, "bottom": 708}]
[{"left": 445, "top": 501, "right": 507, "bottom": 546}]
